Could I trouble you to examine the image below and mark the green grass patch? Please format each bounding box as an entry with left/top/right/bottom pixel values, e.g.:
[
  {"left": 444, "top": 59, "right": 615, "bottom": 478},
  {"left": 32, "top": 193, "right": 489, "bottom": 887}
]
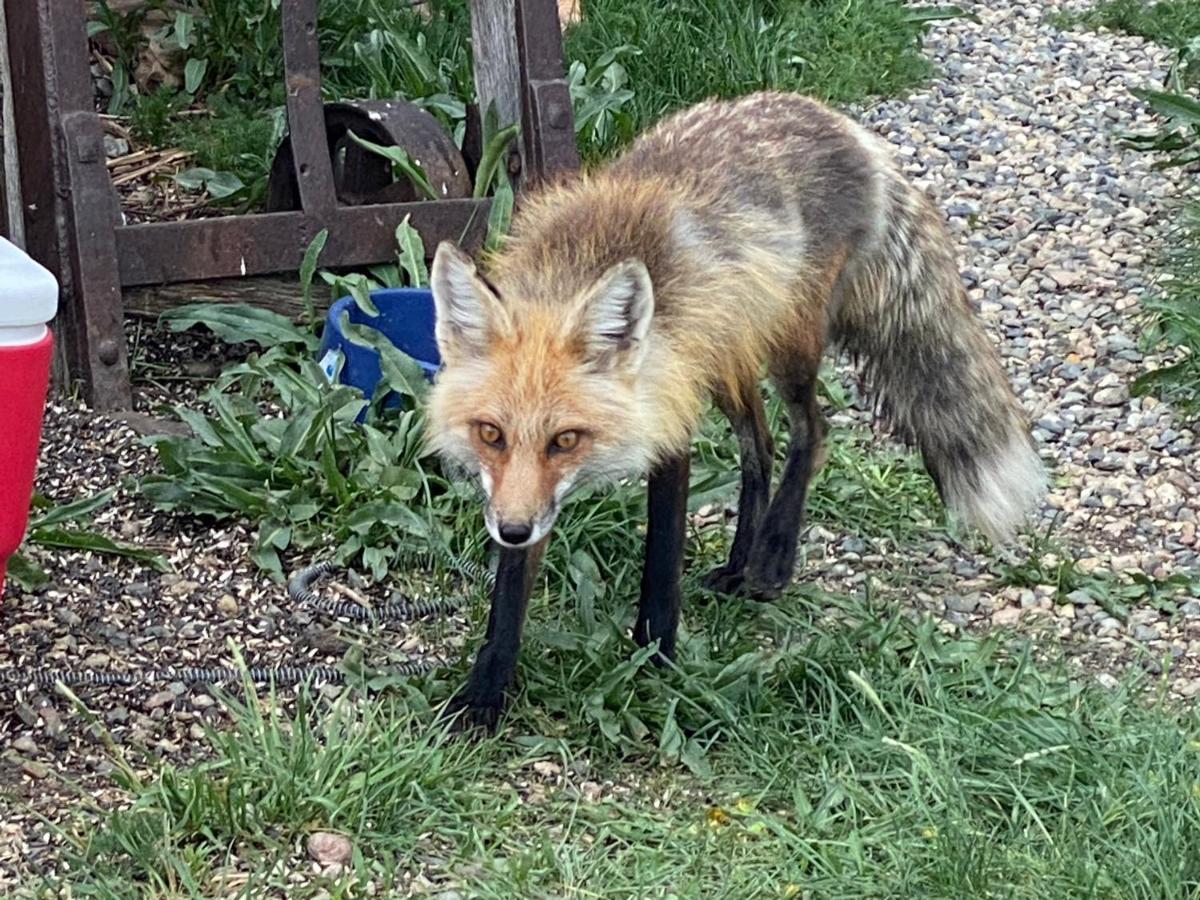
[
  {"left": 33, "top": 582, "right": 1200, "bottom": 897},
  {"left": 1064, "top": 0, "right": 1200, "bottom": 51},
  {"left": 564, "top": 0, "right": 953, "bottom": 160}
]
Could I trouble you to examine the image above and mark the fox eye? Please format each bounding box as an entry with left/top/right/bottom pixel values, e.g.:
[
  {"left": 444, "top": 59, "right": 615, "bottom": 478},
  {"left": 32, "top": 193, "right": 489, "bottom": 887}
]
[
  {"left": 550, "top": 430, "right": 580, "bottom": 453},
  {"left": 478, "top": 422, "right": 505, "bottom": 448}
]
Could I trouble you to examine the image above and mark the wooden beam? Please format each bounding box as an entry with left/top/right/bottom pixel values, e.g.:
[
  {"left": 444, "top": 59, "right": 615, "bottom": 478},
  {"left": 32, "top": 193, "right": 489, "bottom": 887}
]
[
  {"left": 124, "top": 275, "right": 321, "bottom": 321},
  {"left": 469, "top": 0, "right": 524, "bottom": 186}
]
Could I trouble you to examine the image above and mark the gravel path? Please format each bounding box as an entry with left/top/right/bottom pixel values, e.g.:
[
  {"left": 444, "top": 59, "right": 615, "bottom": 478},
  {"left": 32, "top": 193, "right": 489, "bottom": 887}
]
[
  {"left": 823, "top": 0, "right": 1199, "bottom": 690},
  {"left": 2, "top": 0, "right": 1199, "bottom": 889}
]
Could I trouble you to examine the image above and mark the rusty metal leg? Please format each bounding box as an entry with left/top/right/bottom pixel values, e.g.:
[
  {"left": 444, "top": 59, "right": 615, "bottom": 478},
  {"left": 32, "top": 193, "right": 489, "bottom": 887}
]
[
  {"left": 280, "top": 0, "right": 337, "bottom": 219},
  {"left": 5, "top": 0, "right": 130, "bottom": 410},
  {"left": 514, "top": 0, "right": 580, "bottom": 182},
  {"left": 61, "top": 111, "right": 131, "bottom": 409}
]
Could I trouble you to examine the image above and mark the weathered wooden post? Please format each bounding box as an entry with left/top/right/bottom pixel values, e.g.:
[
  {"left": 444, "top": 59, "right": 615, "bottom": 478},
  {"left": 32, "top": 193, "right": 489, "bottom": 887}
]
[{"left": 471, "top": 0, "right": 580, "bottom": 191}]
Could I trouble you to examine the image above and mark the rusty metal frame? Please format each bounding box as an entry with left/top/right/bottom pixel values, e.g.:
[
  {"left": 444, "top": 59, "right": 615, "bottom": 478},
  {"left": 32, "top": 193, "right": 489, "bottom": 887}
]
[{"left": 3, "top": 0, "right": 578, "bottom": 410}]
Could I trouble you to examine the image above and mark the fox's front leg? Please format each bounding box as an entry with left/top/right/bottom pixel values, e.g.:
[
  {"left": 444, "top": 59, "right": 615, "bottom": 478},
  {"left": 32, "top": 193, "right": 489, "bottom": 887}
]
[
  {"left": 447, "top": 539, "right": 546, "bottom": 732},
  {"left": 633, "top": 452, "right": 691, "bottom": 663}
]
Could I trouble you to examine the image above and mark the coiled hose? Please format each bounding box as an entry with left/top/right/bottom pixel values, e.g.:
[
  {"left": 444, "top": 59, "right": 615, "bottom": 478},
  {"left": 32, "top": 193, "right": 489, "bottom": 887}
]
[{"left": 0, "top": 560, "right": 474, "bottom": 690}]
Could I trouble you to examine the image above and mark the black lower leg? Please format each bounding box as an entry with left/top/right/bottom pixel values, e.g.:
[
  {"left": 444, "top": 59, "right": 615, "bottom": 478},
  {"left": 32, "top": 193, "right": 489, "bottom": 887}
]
[
  {"left": 746, "top": 379, "right": 825, "bottom": 599},
  {"left": 448, "top": 540, "right": 543, "bottom": 732},
  {"left": 634, "top": 452, "right": 691, "bottom": 663},
  {"left": 702, "top": 388, "right": 774, "bottom": 595}
]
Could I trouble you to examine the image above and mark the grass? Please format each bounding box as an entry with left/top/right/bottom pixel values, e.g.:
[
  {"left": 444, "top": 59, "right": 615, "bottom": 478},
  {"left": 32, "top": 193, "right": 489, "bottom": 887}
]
[
  {"left": 28, "top": 576, "right": 1200, "bottom": 897},
  {"left": 1065, "top": 0, "right": 1200, "bottom": 55},
  {"left": 563, "top": 0, "right": 944, "bottom": 160}
]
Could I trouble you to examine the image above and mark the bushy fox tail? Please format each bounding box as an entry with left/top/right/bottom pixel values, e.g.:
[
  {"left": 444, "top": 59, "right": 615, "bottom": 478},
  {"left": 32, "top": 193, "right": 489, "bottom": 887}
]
[{"left": 832, "top": 176, "right": 1046, "bottom": 544}]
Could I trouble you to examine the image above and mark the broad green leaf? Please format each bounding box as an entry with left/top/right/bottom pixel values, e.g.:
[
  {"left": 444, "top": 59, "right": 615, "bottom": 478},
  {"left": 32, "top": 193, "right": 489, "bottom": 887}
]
[
  {"left": 473, "top": 122, "right": 520, "bottom": 199},
  {"left": 7, "top": 553, "right": 49, "bottom": 591},
  {"left": 184, "top": 57, "right": 207, "bottom": 94},
  {"left": 161, "top": 303, "right": 315, "bottom": 349},
  {"left": 206, "top": 391, "right": 263, "bottom": 466},
  {"left": 341, "top": 317, "right": 430, "bottom": 402},
  {"left": 299, "top": 229, "right": 329, "bottom": 323},
  {"left": 680, "top": 738, "right": 714, "bottom": 779},
  {"left": 204, "top": 170, "right": 244, "bottom": 199},
  {"left": 485, "top": 175, "right": 514, "bottom": 255},
  {"left": 1132, "top": 88, "right": 1200, "bottom": 126},
  {"left": 30, "top": 488, "right": 117, "bottom": 529},
  {"left": 28, "top": 526, "right": 171, "bottom": 572},
  {"left": 174, "top": 12, "right": 194, "bottom": 49},
  {"left": 395, "top": 216, "right": 429, "bottom": 288},
  {"left": 346, "top": 130, "right": 437, "bottom": 201}
]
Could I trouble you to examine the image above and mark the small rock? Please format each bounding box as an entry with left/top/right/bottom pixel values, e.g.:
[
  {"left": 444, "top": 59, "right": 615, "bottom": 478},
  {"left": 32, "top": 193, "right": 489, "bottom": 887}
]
[
  {"left": 1094, "top": 386, "right": 1128, "bottom": 407},
  {"left": 1133, "top": 625, "right": 1160, "bottom": 642},
  {"left": 307, "top": 831, "right": 353, "bottom": 866},
  {"left": 1045, "top": 268, "right": 1082, "bottom": 288},
  {"left": 145, "top": 689, "right": 177, "bottom": 710},
  {"left": 12, "top": 735, "right": 37, "bottom": 754},
  {"left": 1066, "top": 589, "right": 1094, "bottom": 606},
  {"left": 944, "top": 594, "right": 979, "bottom": 614},
  {"left": 991, "top": 607, "right": 1022, "bottom": 627},
  {"left": 103, "top": 135, "right": 129, "bottom": 158},
  {"left": 216, "top": 594, "right": 239, "bottom": 617}
]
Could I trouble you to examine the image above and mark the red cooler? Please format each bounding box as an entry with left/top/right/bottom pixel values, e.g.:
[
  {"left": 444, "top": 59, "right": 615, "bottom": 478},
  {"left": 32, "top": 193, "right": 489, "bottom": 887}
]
[{"left": 0, "top": 238, "right": 58, "bottom": 598}]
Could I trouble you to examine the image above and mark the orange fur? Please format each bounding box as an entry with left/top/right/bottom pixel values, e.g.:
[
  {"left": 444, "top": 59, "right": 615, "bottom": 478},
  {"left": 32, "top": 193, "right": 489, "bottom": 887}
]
[{"left": 427, "top": 90, "right": 1043, "bottom": 548}]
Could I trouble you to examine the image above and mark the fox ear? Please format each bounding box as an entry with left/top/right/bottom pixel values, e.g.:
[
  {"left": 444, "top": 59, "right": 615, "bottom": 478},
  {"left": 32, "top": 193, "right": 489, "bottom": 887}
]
[
  {"left": 431, "top": 241, "right": 506, "bottom": 362},
  {"left": 575, "top": 259, "right": 655, "bottom": 371}
]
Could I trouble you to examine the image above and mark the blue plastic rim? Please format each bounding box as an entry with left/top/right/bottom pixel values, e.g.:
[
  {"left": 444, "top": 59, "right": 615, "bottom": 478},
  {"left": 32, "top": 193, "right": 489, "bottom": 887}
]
[{"left": 317, "top": 288, "right": 441, "bottom": 414}]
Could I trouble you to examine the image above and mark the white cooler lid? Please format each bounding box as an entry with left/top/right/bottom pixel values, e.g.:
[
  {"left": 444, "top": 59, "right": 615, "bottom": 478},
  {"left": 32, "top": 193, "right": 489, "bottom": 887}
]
[{"left": 0, "top": 237, "right": 59, "bottom": 328}]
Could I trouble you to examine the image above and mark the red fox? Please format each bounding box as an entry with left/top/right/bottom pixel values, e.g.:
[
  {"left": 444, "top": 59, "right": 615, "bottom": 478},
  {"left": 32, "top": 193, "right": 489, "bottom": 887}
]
[{"left": 427, "top": 91, "right": 1045, "bottom": 730}]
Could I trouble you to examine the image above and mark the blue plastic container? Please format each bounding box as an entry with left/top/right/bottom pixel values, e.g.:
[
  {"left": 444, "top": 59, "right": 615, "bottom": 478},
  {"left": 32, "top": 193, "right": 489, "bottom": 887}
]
[{"left": 316, "top": 288, "right": 441, "bottom": 416}]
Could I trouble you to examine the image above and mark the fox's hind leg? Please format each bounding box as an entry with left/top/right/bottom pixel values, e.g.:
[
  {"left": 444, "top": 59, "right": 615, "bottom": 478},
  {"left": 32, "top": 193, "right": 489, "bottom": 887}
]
[
  {"left": 701, "top": 383, "right": 774, "bottom": 596},
  {"left": 743, "top": 361, "right": 828, "bottom": 600}
]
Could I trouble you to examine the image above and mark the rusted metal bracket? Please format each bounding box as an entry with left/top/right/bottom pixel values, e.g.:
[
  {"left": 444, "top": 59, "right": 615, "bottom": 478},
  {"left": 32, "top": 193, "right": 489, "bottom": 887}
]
[
  {"left": 3, "top": 0, "right": 578, "bottom": 411},
  {"left": 516, "top": 0, "right": 581, "bottom": 182}
]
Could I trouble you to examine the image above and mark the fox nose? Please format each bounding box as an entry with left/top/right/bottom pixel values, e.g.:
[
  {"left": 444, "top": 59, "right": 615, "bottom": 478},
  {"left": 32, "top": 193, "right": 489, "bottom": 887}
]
[{"left": 497, "top": 521, "right": 533, "bottom": 546}]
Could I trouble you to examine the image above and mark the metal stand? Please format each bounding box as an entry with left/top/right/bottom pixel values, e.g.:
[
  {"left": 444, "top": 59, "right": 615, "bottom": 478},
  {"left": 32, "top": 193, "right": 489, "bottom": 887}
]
[{"left": 2, "top": 0, "right": 578, "bottom": 410}]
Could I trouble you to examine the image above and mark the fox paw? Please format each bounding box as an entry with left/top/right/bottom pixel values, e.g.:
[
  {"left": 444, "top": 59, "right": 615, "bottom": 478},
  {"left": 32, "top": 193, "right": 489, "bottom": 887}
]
[
  {"left": 700, "top": 564, "right": 746, "bottom": 597},
  {"left": 442, "top": 684, "right": 507, "bottom": 735},
  {"left": 742, "top": 575, "right": 785, "bottom": 602}
]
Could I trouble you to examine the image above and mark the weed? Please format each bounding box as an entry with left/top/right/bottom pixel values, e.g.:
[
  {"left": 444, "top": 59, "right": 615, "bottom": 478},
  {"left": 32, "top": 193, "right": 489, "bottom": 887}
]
[
  {"left": 1070, "top": 2, "right": 1200, "bottom": 418},
  {"left": 1125, "top": 199, "right": 1200, "bottom": 420},
  {"left": 9, "top": 489, "right": 171, "bottom": 590},
  {"left": 991, "top": 521, "right": 1198, "bottom": 620}
]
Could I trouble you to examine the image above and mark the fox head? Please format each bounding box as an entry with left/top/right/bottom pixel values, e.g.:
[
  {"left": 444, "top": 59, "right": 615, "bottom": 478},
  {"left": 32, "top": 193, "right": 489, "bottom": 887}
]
[{"left": 426, "top": 241, "right": 658, "bottom": 549}]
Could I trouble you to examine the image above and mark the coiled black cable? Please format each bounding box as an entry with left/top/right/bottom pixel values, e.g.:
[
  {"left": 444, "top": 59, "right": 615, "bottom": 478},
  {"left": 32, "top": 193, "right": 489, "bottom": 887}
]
[{"left": 0, "top": 560, "right": 471, "bottom": 690}]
